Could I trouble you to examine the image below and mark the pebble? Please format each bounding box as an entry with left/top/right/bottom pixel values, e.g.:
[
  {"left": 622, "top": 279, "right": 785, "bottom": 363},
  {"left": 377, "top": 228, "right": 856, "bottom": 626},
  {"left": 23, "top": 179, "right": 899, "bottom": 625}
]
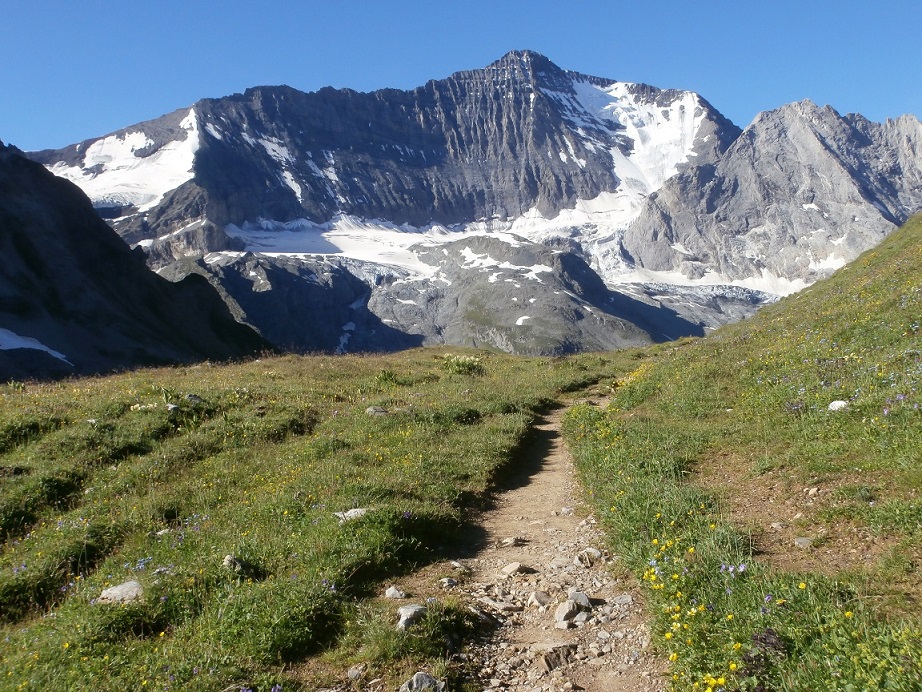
[
  {"left": 575, "top": 547, "right": 603, "bottom": 567},
  {"left": 499, "top": 536, "right": 526, "bottom": 548},
  {"left": 612, "top": 593, "right": 634, "bottom": 607},
  {"left": 385, "top": 585, "right": 407, "bottom": 599},
  {"left": 567, "top": 590, "right": 592, "bottom": 610},
  {"left": 398, "top": 671, "right": 445, "bottom": 691},
  {"left": 334, "top": 507, "right": 371, "bottom": 522},
  {"left": 528, "top": 590, "right": 553, "bottom": 607},
  {"left": 396, "top": 604, "right": 427, "bottom": 630},
  {"left": 501, "top": 562, "right": 527, "bottom": 576}
]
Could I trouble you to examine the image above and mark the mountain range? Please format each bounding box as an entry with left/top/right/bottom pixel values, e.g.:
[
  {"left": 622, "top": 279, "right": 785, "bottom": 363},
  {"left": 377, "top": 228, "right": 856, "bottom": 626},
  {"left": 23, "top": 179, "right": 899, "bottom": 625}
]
[{"left": 8, "top": 50, "right": 922, "bottom": 372}]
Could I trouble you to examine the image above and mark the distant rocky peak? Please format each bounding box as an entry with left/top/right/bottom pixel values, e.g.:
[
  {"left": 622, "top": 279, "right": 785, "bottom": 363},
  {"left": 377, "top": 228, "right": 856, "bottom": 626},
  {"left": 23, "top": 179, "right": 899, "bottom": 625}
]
[
  {"left": 486, "top": 50, "right": 565, "bottom": 79},
  {"left": 30, "top": 50, "right": 742, "bottom": 250}
]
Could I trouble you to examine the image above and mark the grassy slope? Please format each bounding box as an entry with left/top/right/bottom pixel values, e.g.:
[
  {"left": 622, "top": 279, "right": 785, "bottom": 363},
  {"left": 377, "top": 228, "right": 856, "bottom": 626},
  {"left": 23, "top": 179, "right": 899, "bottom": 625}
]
[
  {"left": 566, "top": 215, "right": 922, "bottom": 690},
  {"left": 0, "top": 349, "right": 630, "bottom": 691}
]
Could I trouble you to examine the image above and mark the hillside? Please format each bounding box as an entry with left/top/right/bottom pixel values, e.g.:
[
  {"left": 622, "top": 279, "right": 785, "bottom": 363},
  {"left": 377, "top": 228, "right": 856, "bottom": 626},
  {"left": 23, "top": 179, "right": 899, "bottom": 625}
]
[
  {"left": 0, "top": 143, "right": 267, "bottom": 379},
  {"left": 566, "top": 214, "right": 922, "bottom": 689}
]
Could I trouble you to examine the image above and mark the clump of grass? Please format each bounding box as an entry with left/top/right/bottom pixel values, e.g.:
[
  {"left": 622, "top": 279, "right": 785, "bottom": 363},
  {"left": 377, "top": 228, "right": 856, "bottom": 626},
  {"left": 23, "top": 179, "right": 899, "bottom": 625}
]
[
  {"left": 440, "top": 354, "right": 485, "bottom": 376},
  {"left": 327, "top": 596, "right": 482, "bottom": 685}
]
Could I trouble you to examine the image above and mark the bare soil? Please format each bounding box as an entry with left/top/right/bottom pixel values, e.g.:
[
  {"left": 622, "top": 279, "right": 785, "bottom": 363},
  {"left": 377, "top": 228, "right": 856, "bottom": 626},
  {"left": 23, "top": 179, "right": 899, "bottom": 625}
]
[{"left": 691, "top": 453, "right": 898, "bottom": 577}]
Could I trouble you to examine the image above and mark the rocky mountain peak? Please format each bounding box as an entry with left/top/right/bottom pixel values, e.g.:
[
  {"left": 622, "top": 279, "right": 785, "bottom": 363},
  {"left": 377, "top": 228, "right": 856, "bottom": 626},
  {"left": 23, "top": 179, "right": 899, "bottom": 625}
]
[
  {"left": 30, "top": 52, "right": 920, "bottom": 360},
  {"left": 623, "top": 97, "right": 922, "bottom": 290},
  {"left": 482, "top": 49, "right": 572, "bottom": 87}
]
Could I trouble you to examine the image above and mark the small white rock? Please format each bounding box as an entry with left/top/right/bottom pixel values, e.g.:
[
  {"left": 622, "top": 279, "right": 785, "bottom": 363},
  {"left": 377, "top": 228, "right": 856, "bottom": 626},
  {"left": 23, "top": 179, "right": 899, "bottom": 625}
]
[
  {"left": 501, "top": 562, "right": 525, "bottom": 576},
  {"left": 334, "top": 507, "right": 371, "bottom": 522},
  {"left": 385, "top": 585, "right": 407, "bottom": 599},
  {"left": 97, "top": 580, "right": 143, "bottom": 604},
  {"left": 396, "top": 604, "right": 427, "bottom": 630}
]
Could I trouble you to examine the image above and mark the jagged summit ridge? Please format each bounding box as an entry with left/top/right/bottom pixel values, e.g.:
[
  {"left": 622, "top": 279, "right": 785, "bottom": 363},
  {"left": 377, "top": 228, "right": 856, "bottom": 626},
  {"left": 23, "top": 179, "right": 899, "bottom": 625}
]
[{"left": 30, "top": 51, "right": 737, "bottom": 242}]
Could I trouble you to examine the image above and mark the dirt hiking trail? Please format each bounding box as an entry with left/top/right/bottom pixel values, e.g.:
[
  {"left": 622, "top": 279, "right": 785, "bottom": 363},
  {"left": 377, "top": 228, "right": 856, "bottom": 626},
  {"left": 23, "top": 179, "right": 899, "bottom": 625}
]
[{"left": 383, "top": 402, "right": 668, "bottom": 691}]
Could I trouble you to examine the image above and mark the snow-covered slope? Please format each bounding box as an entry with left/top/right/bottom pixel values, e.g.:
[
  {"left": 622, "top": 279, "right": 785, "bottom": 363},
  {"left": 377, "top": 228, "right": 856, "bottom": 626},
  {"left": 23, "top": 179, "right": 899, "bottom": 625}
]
[{"left": 33, "top": 107, "right": 200, "bottom": 215}]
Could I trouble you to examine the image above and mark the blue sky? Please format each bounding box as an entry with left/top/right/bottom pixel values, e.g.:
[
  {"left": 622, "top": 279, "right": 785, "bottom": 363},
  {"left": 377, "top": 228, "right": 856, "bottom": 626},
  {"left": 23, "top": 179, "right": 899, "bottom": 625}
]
[{"left": 2, "top": 0, "right": 920, "bottom": 151}]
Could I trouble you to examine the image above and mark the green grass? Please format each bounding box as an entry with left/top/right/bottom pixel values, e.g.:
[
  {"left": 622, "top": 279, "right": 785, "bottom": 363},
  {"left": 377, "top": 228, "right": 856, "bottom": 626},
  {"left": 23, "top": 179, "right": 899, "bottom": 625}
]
[
  {"left": 0, "top": 348, "right": 628, "bottom": 691},
  {"left": 564, "top": 216, "right": 922, "bottom": 690}
]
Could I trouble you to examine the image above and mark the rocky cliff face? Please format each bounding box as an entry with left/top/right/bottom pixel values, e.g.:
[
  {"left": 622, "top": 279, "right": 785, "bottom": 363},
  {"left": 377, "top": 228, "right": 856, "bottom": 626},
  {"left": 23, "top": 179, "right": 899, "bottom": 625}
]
[
  {"left": 622, "top": 101, "right": 922, "bottom": 287},
  {"left": 0, "top": 143, "right": 266, "bottom": 380},
  {"left": 30, "top": 50, "right": 738, "bottom": 242}
]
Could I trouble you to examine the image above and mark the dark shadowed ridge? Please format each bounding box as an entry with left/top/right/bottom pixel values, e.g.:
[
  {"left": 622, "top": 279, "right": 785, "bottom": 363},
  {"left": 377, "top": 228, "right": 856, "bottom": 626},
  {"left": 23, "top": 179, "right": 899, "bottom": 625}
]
[{"left": 0, "top": 142, "right": 268, "bottom": 380}]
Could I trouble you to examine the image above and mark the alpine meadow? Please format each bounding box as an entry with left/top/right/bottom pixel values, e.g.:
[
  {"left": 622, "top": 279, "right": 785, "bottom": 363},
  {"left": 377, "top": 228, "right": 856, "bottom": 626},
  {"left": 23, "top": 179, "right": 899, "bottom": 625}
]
[{"left": 1, "top": 215, "right": 920, "bottom": 689}]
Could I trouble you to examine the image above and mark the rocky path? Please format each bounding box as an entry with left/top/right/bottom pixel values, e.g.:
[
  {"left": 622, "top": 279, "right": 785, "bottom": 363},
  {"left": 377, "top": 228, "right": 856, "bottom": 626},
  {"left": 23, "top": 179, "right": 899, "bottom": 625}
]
[{"left": 388, "top": 404, "right": 668, "bottom": 691}]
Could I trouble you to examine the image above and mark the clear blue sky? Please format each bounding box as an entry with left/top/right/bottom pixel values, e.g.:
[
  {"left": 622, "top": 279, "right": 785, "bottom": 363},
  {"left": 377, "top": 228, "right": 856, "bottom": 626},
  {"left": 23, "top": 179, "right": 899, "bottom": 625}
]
[{"left": 2, "top": 0, "right": 920, "bottom": 151}]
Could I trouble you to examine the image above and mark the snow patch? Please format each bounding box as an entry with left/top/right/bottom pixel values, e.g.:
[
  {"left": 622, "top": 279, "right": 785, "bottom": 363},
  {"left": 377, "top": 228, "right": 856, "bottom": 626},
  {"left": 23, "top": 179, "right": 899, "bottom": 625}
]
[
  {"left": 0, "top": 328, "right": 73, "bottom": 366},
  {"left": 543, "top": 79, "right": 705, "bottom": 218},
  {"left": 204, "top": 122, "right": 224, "bottom": 140},
  {"left": 515, "top": 316, "right": 531, "bottom": 326},
  {"left": 335, "top": 322, "right": 356, "bottom": 355},
  {"left": 457, "top": 248, "right": 552, "bottom": 281},
  {"left": 616, "top": 265, "right": 809, "bottom": 297},
  {"left": 809, "top": 253, "right": 847, "bottom": 272},
  {"left": 281, "top": 171, "right": 303, "bottom": 203},
  {"left": 47, "top": 108, "right": 200, "bottom": 212},
  {"left": 258, "top": 136, "right": 293, "bottom": 165}
]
